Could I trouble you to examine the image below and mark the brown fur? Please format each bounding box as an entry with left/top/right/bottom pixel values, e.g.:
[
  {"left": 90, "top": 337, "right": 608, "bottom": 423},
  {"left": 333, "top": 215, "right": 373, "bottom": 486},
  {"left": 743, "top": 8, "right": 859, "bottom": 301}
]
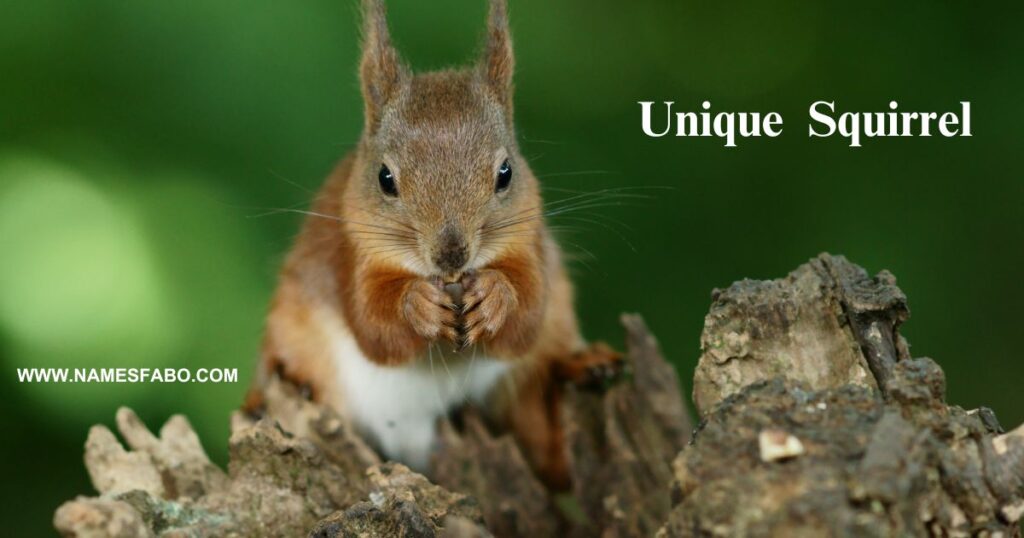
[{"left": 245, "top": 0, "right": 619, "bottom": 489}]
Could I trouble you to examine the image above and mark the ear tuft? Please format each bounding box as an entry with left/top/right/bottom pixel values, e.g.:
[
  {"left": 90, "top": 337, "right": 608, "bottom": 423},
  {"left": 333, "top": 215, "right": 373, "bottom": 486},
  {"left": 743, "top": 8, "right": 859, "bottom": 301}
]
[
  {"left": 481, "top": 0, "right": 514, "bottom": 116},
  {"left": 360, "top": 0, "right": 405, "bottom": 132}
]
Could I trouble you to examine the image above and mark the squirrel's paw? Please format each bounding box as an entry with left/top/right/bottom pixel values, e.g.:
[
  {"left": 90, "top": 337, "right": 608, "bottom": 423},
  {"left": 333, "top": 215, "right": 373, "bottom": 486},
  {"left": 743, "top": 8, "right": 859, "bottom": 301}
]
[
  {"left": 554, "top": 341, "right": 626, "bottom": 390},
  {"left": 402, "top": 278, "right": 460, "bottom": 342},
  {"left": 459, "top": 269, "right": 517, "bottom": 348}
]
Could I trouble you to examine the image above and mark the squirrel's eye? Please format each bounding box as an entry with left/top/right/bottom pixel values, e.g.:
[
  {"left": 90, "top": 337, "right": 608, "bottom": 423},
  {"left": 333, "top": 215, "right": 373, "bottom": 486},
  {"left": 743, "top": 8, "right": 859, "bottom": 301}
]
[
  {"left": 495, "top": 159, "right": 512, "bottom": 193},
  {"left": 378, "top": 164, "right": 398, "bottom": 197}
]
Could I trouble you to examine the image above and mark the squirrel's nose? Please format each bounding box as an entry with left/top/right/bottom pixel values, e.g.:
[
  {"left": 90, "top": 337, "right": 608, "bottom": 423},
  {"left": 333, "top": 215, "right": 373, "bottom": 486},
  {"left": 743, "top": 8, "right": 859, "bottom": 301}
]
[{"left": 433, "top": 225, "right": 468, "bottom": 273}]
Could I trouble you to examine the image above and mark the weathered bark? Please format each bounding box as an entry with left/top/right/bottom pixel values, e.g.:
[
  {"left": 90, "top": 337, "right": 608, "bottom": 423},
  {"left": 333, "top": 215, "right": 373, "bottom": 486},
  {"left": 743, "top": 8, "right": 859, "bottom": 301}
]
[
  {"left": 669, "top": 254, "right": 1022, "bottom": 537},
  {"left": 54, "top": 254, "right": 1024, "bottom": 537},
  {"left": 562, "top": 314, "right": 691, "bottom": 537}
]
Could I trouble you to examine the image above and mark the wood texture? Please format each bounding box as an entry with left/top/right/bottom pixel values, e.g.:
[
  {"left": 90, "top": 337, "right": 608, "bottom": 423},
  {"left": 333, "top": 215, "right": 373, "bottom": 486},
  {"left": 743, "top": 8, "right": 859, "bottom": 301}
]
[{"left": 54, "top": 254, "right": 1024, "bottom": 537}]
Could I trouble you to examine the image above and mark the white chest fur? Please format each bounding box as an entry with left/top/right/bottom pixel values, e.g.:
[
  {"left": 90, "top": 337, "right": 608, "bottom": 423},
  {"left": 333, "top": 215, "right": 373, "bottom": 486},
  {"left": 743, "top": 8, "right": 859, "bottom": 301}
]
[{"left": 331, "top": 332, "right": 510, "bottom": 471}]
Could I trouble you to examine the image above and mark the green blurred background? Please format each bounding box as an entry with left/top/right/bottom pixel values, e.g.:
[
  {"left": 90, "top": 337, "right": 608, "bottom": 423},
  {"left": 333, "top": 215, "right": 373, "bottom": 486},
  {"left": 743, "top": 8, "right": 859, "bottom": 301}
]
[{"left": 1, "top": 0, "right": 1020, "bottom": 533}]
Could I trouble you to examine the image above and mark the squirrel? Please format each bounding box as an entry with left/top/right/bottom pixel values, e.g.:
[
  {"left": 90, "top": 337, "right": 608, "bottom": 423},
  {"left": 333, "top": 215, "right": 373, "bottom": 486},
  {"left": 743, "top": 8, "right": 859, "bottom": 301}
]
[{"left": 243, "top": 0, "right": 621, "bottom": 490}]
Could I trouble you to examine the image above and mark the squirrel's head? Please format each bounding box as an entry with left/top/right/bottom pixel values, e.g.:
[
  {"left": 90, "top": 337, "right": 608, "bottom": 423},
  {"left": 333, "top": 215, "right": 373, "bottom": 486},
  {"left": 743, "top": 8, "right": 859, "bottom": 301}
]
[{"left": 348, "top": 0, "right": 540, "bottom": 279}]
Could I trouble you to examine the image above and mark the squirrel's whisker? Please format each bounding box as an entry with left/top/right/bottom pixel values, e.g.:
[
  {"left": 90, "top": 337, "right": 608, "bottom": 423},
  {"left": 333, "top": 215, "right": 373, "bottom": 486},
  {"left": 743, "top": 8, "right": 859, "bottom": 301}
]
[
  {"left": 536, "top": 169, "right": 616, "bottom": 179},
  {"left": 254, "top": 207, "right": 418, "bottom": 237}
]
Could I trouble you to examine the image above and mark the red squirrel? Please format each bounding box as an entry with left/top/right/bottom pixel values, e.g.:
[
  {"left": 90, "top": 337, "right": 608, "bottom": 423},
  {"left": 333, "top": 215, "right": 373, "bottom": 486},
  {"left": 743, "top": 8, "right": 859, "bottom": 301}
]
[{"left": 244, "top": 0, "right": 620, "bottom": 489}]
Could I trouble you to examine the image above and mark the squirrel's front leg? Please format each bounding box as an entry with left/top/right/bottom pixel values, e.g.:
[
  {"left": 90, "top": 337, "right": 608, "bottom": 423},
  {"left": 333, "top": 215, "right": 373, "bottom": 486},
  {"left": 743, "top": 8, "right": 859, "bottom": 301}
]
[
  {"left": 460, "top": 255, "right": 544, "bottom": 354},
  {"left": 402, "top": 278, "right": 461, "bottom": 344},
  {"left": 352, "top": 266, "right": 460, "bottom": 365}
]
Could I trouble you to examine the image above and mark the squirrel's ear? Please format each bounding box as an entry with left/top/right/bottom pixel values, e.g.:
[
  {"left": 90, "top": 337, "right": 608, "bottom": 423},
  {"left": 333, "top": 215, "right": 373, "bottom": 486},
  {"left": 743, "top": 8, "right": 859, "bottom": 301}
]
[
  {"left": 481, "top": 0, "right": 514, "bottom": 116},
  {"left": 360, "top": 0, "right": 405, "bottom": 132}
]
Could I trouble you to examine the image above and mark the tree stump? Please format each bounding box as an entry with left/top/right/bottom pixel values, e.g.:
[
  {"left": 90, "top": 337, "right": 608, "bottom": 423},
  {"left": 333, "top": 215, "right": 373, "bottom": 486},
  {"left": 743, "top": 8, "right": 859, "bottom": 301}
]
[{"left": 53, "top": 254, "right": 1024, "bottom": 537}]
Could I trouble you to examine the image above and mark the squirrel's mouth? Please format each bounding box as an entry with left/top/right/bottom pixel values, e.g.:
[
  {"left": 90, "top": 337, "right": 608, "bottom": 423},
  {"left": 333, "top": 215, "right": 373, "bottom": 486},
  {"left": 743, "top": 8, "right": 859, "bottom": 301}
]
[
  {"left": 433, "top": 247, "right": 469, "bottom": 275},
  {"left": 399, "top": 240, "right": 478, "bottom": 281},
  {"left": 433, "top": 257, "right": 476, "bottom": 284},
  {"left": 426, "top": 222, "right": 483, "bottom": 278}
]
